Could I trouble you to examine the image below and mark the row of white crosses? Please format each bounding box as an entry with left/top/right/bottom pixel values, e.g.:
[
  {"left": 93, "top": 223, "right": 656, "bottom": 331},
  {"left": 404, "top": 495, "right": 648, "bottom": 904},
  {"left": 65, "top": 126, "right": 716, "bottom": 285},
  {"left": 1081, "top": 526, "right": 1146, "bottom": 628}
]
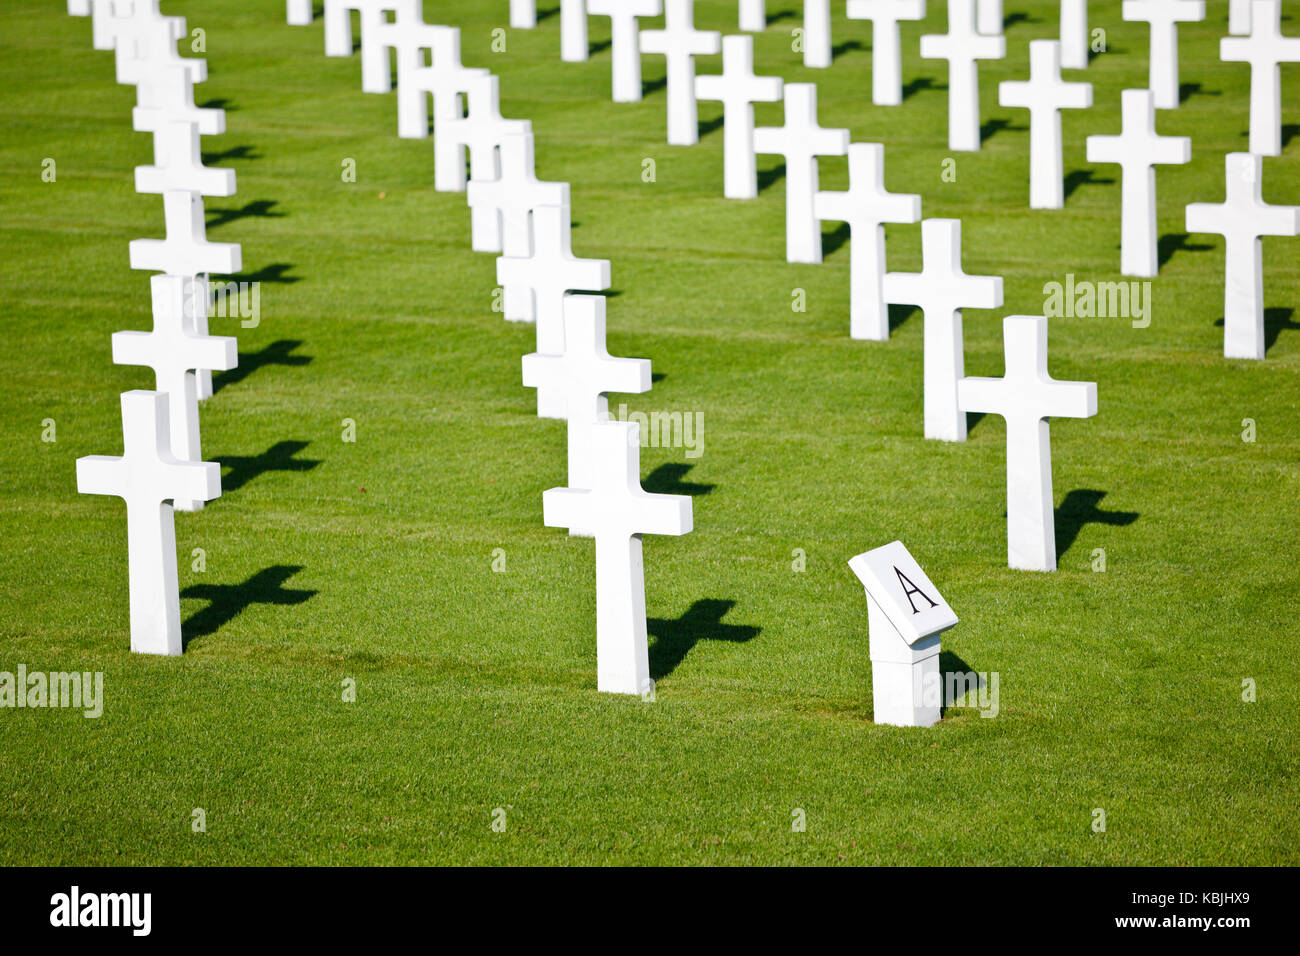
[
  {"left": 67, "top": 0, "right": 243, "bottom": 654},
  {"left": 293, "top": 0, "right": 693, "bottom": 696}
]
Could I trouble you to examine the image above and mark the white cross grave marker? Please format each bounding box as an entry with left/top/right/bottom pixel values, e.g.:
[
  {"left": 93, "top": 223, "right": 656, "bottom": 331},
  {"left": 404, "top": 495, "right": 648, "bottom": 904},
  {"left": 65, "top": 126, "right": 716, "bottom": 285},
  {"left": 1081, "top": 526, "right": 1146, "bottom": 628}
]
[
  {"left": 849, "top": 540, "right": 958, "bottom": 728},
  {"left": 1085, "top": 88, "right": 1190, "bottom": 277},
  {"left": 369, "top": 0, "right": 438, "bottom": 96},
  {"left": 1229, "top": 0, "right": 1253, "bottom": 34},
  {"left": 130, "top": 190, "right": 242, "bottom": 277},
  {"left": 523, "top": 294, "right": 652, "bottom": 503},
  {"left": 435, "top": 73, "right": 530, "bottom": 193},
  {"left": 1121, "top": 0, "right": 1205, "bottom": 109},
  {"left": 396, "top": 26, "right": 488, "bottom": 140},
  {"left": 957, "top": 315, "right": 1098, "bottom": 572},
  {"left": 885, "top": 219, "right": 1003, "bottom": 440},
  {"left": 112, "top": 275, "right": 237, "bottom": 511},
  {"left": 497, "top": 203, "right": 612, "bottom": 417},
  {"left": 1061, "top": 0, "right": 1089, "bottom": 69},
  {"left": 1186, "top": 152, "right": 1300, "bottom": 360},
  {"left": 287, "top": 0, "right": 313, "bottom": 26},
  {"left": 977, "top": 0, "right": 1002, "bottom": 35},
  {"left": 511, "top": 0, "right": 537, "bottom": 29},
  {"left": 113, "top": 11, "right": 203, "bottom": 89},
  {"left": 803, "top": 0, "right": 833, "bottom": 68},
  {"left": 753, "top": 83, "right": 850, "bottom": 264},
  {"left": 562, "top": 0, "right": 590, "bottom": 61},
  {"left": 640, "top": 0, "right": 722, "bottom": 146},
  {"left": 845, "top": 0, "right": 927, "bottom": 106},
  {"left": 1221, "top": 0, "right": 1300, "bottom": 157},
  {"left": 998, "top": 39, "right": 1093, "bottom": 209},
  {"left": 813, "top": 143, "right": 922, "bottom": 341},
  {"left": 133, "top": 64, "right": 225, "bottom": 137},
  {"left": 467, "top": 130, "right": 569, "bottom": 254},
  {"left": 739, "top": 0, "right": 766, "bottom": 32},
  {"left": 695, "top": 34, "right": 783, "bottom": 199},
  {"left": 136, "top": 120, "right": 237, "bottom": 198},
  {"left": 76, "top": 390, "right": 221, "bottom": 655},
  {"left": 920, "top": 0, "right": 1006, "bottom": 151},
  {"left": 324, "top": 0, "right": 398, "bottom": 87},
  {"left": 588, "top": 0, "right": 663, "bottom": 103},
  {"left": 543, "top": 421, "right": 692, "bottom": 696}
]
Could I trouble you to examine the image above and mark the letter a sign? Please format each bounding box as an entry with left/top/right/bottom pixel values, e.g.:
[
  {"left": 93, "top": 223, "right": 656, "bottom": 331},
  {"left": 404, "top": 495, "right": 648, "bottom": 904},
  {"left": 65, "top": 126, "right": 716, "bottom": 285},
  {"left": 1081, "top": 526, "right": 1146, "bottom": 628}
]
[{"left": 849, "top": 541, "right": 957, "bottom": 647}]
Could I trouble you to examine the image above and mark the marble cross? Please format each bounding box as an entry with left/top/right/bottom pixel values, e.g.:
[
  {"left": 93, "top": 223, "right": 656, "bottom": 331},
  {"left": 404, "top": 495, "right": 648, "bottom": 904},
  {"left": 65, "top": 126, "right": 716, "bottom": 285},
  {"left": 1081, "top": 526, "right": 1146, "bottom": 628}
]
[
  {"left": 368, "top": 0, "right": 437, "bottom": 96},
  {"left": 467, "top": 130, "right": 569, "bottom": 255},
  {"left": 640, "top": 0, "right": 722, "bottom": 146},
  {"left": 885, "top": 219, "right": 1003, "bottom": 440},
  {"left": 497, "top": 203, "right": 612, "bottom": 418},
  {"left": 136, "top": 120, "right": 236, "bottom": 198},
  {"left": 1186, "top": 152, "right": 1300, "bottom": 360},
  {"left": 324, "top": 1, "right": 399, "bottom": 97},
  {"left": 1229, "top": 0, "right": 1254, "bottom": 34},
  {"left": 396, "top": 26, "right": 488, "bottom": 140},
  {"left": 133, "top": 64, "right": 225, "bottom": 137},
  {"left": 1121, "top": 0, "right": 1205, "bottom": 109},
  {"left": 1085, "top": 88, "right": 1191, "bottom": 276},
  {"left": 1060, "top": 0, "right": 1089, "bottom": 69},
  {"left": 130, "top": 190, "right": 242, "bottom": 278},
  {"left": 998, "top": 39, "right": 1093, "bottom": 209},
  {"left": 287, "top": 0, "right": 313, "bottom": 26},
  {"left": 813, "top": 143, "right": 922, "bottom": 340},
  {"left": 522, "top": 294, "right": 652, "bottom": 500},
  {"left": 543, "top": 421, "right": 692, "bottom": 696},
  {"left": 753, "top": 83, "right": 850, "bottom": 263},
  {"left": 112, "top": 275, "right": 237, "bottom": 511},
  {"left": 977, "top": 0, "right": 1003, "bottom": 35},
  {"left": 957, "top": 316, "right": 1097, "bottom": 572},
  {"left": 695, "top": 34, "right": 783, "bottom": 199},
  {"left": 76, "top": 390, "right": 222, "bottom": 655},
  {"left": 845, "top": 0, "right": 927, "bottom": 106},
  {"left": 435, "top": 73, "right": 530, "bottom": 193},
  {"left": 511, "top": 0, "right": 537, "bottom": 29},
  {"left": 1221, "top": 0, "right": 1300, "bottom": 156},
  {"left": 587, "top": 0, "right": 663, "bottom": 103},
  {"left": 803, "top": 0, "right": 833, "bottom": 68},
  {"left": 562, "top": 0, "right": 590, "bottom": 62},
  {"left": 113, "top": 11, "right": 201, "bottom": 89},
  {"left": 739, "top": 0, "right": 766, "bottom": 32},
  {"left": 920, "top": 0, "right": 1006, "bottom": 151}
]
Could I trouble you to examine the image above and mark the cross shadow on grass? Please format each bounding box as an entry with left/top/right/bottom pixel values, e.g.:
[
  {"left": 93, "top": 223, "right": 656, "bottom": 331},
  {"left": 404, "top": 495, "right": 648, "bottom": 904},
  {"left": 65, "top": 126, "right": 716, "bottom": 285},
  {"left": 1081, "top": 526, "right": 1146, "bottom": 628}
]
[
  {"left": 1054, "top": 489, "right": 1138, "bottom": 560},
  {"left": 219, "top": 441, "right": 321, "bottom": 494},
  {"left": 1214, "top": 307, "right": 1299, "bottom": 356},
  {"left": 832, "top": 40, "right": 865, "bottom": 60},
  {"left": 212, "top": 340, "right": 312, "bottom": 395},
  {"left": 648, "top": 599, "right": 760, "bottom": 681},
  {"left": 1179, "top": 82, "right": 1221, "bottom": 104},
  {"left": 202, "top": 145, "right": 261, "bottom": 165},
  {"left": 757, "top": 162, "right": 786, "bottom": 193},
  {"left": 643, "top": 463, "right": 713, "bottom": 497},
  {"left": 887, "top": 303, "right": 920, "bottom": 334},
  {"left": 224, "top": 263, "right": 302, "bottom": 285},
  {"left": 902, "top": 76, "right": 943, "bottom": 99},
  {"left": 981, "top": 117, "right": 1026, "bottom": 145},
  {"left": 698, "top": 113, "right": 726, "bottom": 139},
  {"left": 182, "top": 565, "right": 316, "bottom": 649},
  {"left": 1063, "top": 168, "right": 1114, "bottom": 200},
  {"left": 768, "top": 9, "right": 797, "bottom": 26},
  {"left": 1157, "top": 232, "right": 1213, "bottom": 269},
  {"left": 206, "top": 200, "right": 284, "bottom": 231},
  {"left": 821, "top": 221, "right": 851, "bottom": 257},
  {"left": 642, "top": 75, "right": 668, "bottom": 98}
]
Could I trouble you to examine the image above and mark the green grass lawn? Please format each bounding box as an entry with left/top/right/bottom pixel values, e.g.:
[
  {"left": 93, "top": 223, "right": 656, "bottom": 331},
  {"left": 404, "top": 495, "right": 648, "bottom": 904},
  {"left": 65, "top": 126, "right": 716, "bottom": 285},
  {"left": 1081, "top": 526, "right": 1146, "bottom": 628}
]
[{"left": 1, "top": 0, "right": 1297, "bottom": 865}]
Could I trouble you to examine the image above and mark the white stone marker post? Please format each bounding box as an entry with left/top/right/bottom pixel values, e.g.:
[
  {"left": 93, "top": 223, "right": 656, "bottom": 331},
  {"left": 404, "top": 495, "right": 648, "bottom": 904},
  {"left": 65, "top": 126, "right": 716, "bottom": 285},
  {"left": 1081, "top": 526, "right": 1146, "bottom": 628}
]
[
  {"left": 957, "top": 316, "right": 1098, "bottom": 572},
  {"left": 562, "top": 0, "right": 590, "bottom": 62},
  {"left": 1186, "top": 152, "right": 1300, "bottom": 360},
  {"left": 804, "top": 0, "right": 833, "bottom": 68},
  {"left": 511, "top": 0, "right": 537, "bottom": 29},
  {"left": 998, "top": 39, "right": 1093, "bottom": 209},
  {"left": 543, "top": 422, "right": 692, "bottom": 696},
  {"left": 920, "top": 0, "right": 1006, "bottom": 151},
  {"left": 813, "top": 143, "right": 922, "bottom": 341},
  {"left": 1085, "top": 88, "right": 1191, "bottom": 277},
  {"left": 77, "top": 391, "right": 221, "bottom": 655},
  {"left": 753, "top": 83, "right": 850, "bottom": 264},
  {"left": 739, "top": 0, "right": 766, "bottom": 32},
  {"left": 977, "top": 0, "right": 1002, "bottom": 35},
  {"left": 845, "top": 0, "right": 927, "bottom": 107},
  {"left": 884, "top": 218, "right": 1003, "bottom": 441},
  {"left": 1060, "top": 0, "right": 1089, "bottom": 69},
  {"left": 849, "top": 540, "right": 958, "bottom": 728},
  {"left": 695, "top": 35, "right": 783, "bottom": 199}
]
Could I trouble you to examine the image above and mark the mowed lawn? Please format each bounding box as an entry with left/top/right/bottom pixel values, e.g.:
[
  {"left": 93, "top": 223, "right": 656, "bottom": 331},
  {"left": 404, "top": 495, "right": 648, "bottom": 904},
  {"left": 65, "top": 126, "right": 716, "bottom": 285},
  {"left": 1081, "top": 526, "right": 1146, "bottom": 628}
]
[{"left": 0, "top": 0, "right": 1297, "bottom": 865}]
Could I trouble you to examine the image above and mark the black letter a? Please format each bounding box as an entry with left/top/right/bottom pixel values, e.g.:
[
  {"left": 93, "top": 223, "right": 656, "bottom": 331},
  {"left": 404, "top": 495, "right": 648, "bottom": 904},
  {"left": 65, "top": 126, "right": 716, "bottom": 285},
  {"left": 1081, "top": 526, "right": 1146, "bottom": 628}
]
[{"left": 895, "top": 567, "right": 939, "bottom": 614}]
